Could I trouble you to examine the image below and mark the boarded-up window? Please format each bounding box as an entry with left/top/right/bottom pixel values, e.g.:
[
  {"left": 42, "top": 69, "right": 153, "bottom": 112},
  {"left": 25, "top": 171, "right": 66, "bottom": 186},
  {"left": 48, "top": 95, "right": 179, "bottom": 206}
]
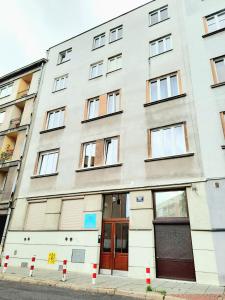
[
  {"left": 59, "top": 199, "right": 83, "bottom": 230},
  {"left": 25, "top": 202, "right": 46, "bottom": 230}
]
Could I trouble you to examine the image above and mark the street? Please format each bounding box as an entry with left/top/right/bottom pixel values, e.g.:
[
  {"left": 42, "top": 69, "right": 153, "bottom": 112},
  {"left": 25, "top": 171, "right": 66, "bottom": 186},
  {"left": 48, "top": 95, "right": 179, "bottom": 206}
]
[{"left": 0, "top": 281, "right": 133, "bottom": 300}]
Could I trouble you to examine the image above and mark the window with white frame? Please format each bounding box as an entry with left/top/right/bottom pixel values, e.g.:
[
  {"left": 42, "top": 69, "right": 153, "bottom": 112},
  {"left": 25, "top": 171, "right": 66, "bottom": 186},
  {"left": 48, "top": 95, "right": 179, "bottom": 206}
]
[
  {"left": 150, "top": 124, "right": 187, "bottom": 158},
  {"left": 108, "top": 54, "right": 122, "bottom": 73},
  {"left": 105, "top": 137, "right": 118, "bottom": 165},
  {"left": 149, "top": 6, "right": 168, "bottom": 26},
  {"left": 90, "top": 62, "right": 103, "bottom": 79},
  {"left": 53, "top": 75, "right": 68, "bottom": 91},
  {"left": 150, "top": 35, "right": 172, "bottom": 57},
  {"left": 150, "top": 73, "right": 179, "bottom": 102},
  {"left": 107, "top": 91, "right": 120, "bottom": 114},
  {"left": 87, "top": 98, "right": 99, "bottom": 119},
  {"left": 0, "top": 111, "right": 5, "bottom": 124},
  {"left": 109, "top": 25, "right": 123, "bottom": 42},
  {"left": 206, "top": 10, "right": 225, "bottom": 33},
  {"left": 58, "top": 48, "right": 72, "bottom": 64},
  {"left": 38, "top": 150, "right": 59, "bottom": 175},
  {"left": 46, "top": 108, "right": 65, "bottom": 130},
  {"left": 213, "top": 57, "right": 225, "bottom": 83},
  {"left": 83, "top": 143, "right": 96, "bottom": 168},
  {"left": 0, "top": 84, "right": 13, "bottom": 98},
  {"left": 93, "top": 33, "right": 105, "bottom": 49}
]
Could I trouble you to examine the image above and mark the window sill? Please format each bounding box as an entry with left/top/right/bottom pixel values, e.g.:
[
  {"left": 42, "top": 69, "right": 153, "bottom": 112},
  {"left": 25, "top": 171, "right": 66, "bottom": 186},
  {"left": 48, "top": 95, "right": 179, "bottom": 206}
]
[
  {"left": 76, "top": 163, "right": 122, "bottom": 172},
  {"left": 202, "top": 27, "right": 225, "bottom": 38},
  {"left": 31, "top": 172, "right": 58, "bottom": 179},
  {"left": 52, "top": 87, "right": 67, "bottom": 93},
  {"left": 149, "top": 17, "right": 170, "bottom": 27},
  {"left": 89, "top": 75, "right": 103, "bottom": 80},
  {"left": 40, "top": 126, "right": 65, "bottom": 134},
  {"left": 109, "top": 37, "right": 123, "bottom": 44},
  {"left": 57, "top": 59, "right": 71, "bottom": 66},
  {"left": 211, "top": 82, "right": 225, "bottom": 89},
  {"left": 106, "top": 68, "right": 122, "bottom": 75},
  {"left": 144, "top": 152, "right": 194, "bottom": 162},
  {"left": 92, "top": 44, "right": 105, "bottom": 51},
  {"left": 81, "top": 110, "right": 123, "bottom": 123},
  {"left": 149, "top": 49, "right": 173, "bottom": 59},
  {"left": 144, "top": 93, "right": 186, "bottom": 107}
]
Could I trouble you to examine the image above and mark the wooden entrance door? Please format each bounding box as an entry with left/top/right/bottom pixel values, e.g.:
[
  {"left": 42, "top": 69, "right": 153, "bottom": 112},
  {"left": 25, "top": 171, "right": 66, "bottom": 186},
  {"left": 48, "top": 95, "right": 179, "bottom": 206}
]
[
  {"left": 154, "top": 190, "right": 196, "bottom": 281},
  {"left": 100, "top": 221, "right": 129, "bottom": 271}
]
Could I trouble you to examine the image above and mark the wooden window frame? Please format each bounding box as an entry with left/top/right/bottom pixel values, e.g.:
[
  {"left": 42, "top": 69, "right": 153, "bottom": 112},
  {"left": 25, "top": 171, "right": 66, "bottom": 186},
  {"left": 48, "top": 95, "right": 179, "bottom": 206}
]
[
  {"left": 220, "top": 112, "right": 225, "bottom": 138},
  {"left": 104, "top": 136, "right": 120, "bottom": 166},
  {"left": 211, "top": 56, "right": 225, "bottom": 84},
  {"left": 146, "top": 71, "right": 183, "bottom": 103},
  {"left": 147, "top": 122, "right": 189, "bottom": 159}
]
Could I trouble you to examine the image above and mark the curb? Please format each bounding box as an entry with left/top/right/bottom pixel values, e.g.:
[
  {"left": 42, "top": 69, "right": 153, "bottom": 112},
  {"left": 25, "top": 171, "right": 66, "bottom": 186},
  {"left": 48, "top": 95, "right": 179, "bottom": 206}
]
[{"left": 0, "top": 274, "right": 185, "bottom": 300}]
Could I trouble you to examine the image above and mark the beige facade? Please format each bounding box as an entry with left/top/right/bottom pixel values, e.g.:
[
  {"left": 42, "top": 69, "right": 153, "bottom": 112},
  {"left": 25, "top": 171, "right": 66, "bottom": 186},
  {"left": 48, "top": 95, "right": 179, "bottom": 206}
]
[{"left": 3, "top": 0, "right": 225, "bottom": 286}]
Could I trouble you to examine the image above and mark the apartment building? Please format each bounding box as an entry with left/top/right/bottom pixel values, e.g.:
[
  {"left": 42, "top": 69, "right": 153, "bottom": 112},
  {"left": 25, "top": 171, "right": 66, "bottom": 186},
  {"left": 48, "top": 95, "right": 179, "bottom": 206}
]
[
  {"left": 0, "top": 59, "right": 46, "bottom": 253},
  {"left": 4, "top": 0, "right": 225, "bottom": 286}
]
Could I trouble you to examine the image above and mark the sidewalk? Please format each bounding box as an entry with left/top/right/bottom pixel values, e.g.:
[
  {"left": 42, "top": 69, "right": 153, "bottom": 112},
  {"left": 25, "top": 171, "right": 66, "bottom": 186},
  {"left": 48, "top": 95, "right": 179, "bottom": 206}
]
[{"left": 0, "top": 266, "right": 224, "bottom": 300}]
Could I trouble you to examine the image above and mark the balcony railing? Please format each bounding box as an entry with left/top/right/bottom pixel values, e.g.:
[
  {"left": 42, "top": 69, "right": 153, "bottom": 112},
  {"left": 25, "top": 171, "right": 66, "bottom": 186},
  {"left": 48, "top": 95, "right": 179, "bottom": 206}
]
[
  {"left": 0, "top": 149, "right": 14, "bottom": 163},
  {"left": 16, "top": 89, "right": 29, "bottom": 99},
  {"left": 9, "top": 117, "right": 21, "bottom": 129}
]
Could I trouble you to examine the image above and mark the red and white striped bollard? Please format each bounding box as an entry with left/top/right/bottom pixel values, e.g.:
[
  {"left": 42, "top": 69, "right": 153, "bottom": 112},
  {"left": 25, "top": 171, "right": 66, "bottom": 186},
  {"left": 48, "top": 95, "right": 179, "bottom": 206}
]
[
  {"left": 62, "top": 259, "right": 67, "bottom": 282},
  {"left": 146, "top": 267, "right": 151, "bottom": 286},
  {"left": 2, "top": 255, "right": 9, "bottom": 274},
  {"left": 92, "top": 263, "right": 97, "bottom": 285},
  {"left": 29, "top": 256, "right": 36, "bottom": 277}
]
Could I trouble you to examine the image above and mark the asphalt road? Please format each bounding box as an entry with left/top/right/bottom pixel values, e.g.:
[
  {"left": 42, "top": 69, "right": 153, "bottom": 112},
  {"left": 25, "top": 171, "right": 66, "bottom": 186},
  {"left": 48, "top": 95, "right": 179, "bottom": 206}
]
[{"left": 0, "top": 280, "right": 133, "bottom": 300}]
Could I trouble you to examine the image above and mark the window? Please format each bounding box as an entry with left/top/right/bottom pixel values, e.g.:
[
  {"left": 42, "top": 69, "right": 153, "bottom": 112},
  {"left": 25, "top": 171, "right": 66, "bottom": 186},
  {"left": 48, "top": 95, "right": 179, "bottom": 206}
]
[
  {"left": 149, "top": 6, "right": 168, "bottom": 26},
  {"left": 109, "top": 25, "right": 123, "bottom": 42},
  {"left": 150, "top": 124, "right": 187, "bottom": 158},
  {"left": 105, "top": 137, "right": 118, "bottom": 165},
  {"left": 0, "top": 84, "right": 13, "bottom": 98},
  {"left": 108, "top": 54, "right": 122, "bottom": 73},
  {"left": 58, "top": 48, "right": 72, "bottom": 64},
  {"left": 46, "top": 108, "right": 65, "bottom": 130},
  {"left": 53, "top": 75, "right": 68, "bottom": 91},
  {"left": 150, "top": 35, "right": 172, "bottom": 57},
  {"left": 107, "top": 91, "right": 120, "bottom": 114},
  {"left": 213, "top": 57, "right": 225, "bottom": 83},
  {"left": 0, "top": 112, "right": 5, "bottom": 124},
  {"left": 150, "top": 73, "right": 180, "bottom": 102},
  {"left": 154, "top": 190, "right": 188, "bottom": 218},
  {"left": 90, "top": 62, "right": 103, "bottom": 79},
  {"left": 93, "top": 33, "right": 105, "bottom": 49},
  {"left": 83, "top": 143, "right": 96, "bottom": 168},
  {"left": 38, "top": 150, "right": 59, "bottom": 175},
  {"left": 205, "top": 10, "right": 225, "bottom": 33},
  {"left": 103, "top": 193, "right": 130, "bottom": 219},
  {"left": 87, "top": 98, "right": 99, "bottom": 119}
]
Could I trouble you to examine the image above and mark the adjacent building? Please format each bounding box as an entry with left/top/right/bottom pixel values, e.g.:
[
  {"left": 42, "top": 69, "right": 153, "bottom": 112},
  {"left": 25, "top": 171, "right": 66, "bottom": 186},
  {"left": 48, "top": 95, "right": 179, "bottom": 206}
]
[
  {"left": 0, "top": 59, "right": 46, "bottom": 253},
  {"left": 3, "top": 0, "right": 225, "bottom": 286}
]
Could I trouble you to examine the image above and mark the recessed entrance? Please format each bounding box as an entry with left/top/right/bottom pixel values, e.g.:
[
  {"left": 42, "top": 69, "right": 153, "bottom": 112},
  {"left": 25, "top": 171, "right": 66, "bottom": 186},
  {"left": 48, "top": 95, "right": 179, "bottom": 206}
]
[
  {"left": 100, "top": 193, "right": 129, "bottom": 273},
  {"left": 153, "top": 190, "right": 196, "bottom": 281}
]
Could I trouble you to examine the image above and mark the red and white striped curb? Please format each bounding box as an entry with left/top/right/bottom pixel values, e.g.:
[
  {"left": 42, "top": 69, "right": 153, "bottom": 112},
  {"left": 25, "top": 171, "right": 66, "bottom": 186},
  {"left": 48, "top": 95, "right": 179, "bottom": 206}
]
[
  {"left": 92, "top": 263, "right": 97, "bottom": 285},
  {"left": 2, "top": 255, "right": 9, "bottom": 274},
  {"left": 146, "top": 267, "right": 151, "bottom": 285},
  {"left": 29, "top": 256, "right": 36, "bottom": 277},
  {"left": 62, "top": 259, "right": 67, "bottom": 282}
]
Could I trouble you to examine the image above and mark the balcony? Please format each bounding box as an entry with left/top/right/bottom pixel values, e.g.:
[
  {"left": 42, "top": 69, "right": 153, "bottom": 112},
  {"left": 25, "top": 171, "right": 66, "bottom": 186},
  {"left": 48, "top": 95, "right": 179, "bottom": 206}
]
[
  {"left": 16, "top": 89, "right": 29, "bottom": 100},
  {"left": 0, "top": 147, "right": 13, "bottom": 163},
  {"left": 9, "top": 117, "right": 21, "bottom": 129}
]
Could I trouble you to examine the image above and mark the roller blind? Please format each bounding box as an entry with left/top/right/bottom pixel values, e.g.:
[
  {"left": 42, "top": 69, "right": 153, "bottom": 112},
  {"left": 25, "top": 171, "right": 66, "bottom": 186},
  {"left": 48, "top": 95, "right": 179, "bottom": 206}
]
[
  {"left": 59, "top": 199, "right": 83, "bottom": 230},
  {"left": 25, "top": 202, "right": 46, "bottom": 230}
]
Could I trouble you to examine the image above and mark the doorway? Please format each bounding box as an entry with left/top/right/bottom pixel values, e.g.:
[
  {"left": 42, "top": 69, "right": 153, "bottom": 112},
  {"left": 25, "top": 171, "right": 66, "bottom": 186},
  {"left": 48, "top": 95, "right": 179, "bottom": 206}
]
[
  {"left": 153, "top": 190, "right": 196, "bottom": 281},
  {"left": 100, "top": 193, "right": 129, "bottom": 273}
]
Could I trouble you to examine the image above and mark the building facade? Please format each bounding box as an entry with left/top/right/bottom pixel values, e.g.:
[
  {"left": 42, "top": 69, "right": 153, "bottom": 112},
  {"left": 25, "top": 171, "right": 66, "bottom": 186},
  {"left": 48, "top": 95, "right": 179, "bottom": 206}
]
[
  {"left": 3, "top": 0, "right": 225, "bottom": 286},
  {"left": 0, "top": 59, "right": 46, "bottom": 254}
]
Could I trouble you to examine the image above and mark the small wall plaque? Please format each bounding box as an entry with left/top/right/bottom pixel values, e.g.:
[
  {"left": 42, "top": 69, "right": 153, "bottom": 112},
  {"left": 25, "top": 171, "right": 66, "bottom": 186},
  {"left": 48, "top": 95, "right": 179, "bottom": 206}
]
[{"left": 136, "top": 196, "right": 144, "bottom": 202}]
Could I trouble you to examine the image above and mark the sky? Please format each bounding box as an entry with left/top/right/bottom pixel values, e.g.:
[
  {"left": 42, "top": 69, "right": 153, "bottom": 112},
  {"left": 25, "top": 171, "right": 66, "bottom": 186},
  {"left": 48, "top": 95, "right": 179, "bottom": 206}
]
[{"left": 0, "top": 0, "right": 148, "bottom": 76}]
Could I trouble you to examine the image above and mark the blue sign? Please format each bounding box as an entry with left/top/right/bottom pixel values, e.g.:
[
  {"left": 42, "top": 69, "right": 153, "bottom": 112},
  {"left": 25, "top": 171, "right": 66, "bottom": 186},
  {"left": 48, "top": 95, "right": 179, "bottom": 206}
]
[{"left": 84, "top": 213, "right": 97, "bottom": 229}]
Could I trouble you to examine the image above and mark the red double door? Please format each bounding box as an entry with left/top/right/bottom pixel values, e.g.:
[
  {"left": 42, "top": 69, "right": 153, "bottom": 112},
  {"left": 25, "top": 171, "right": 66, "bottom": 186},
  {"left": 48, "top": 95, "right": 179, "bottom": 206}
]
[{"left": 100, "top": 220, "right": 129, "bottom": 271}]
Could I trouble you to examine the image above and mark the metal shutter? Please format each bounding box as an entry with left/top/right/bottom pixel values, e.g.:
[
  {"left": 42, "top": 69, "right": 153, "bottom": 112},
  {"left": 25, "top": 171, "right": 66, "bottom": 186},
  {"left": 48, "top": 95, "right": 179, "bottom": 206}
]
[
  {"left": 25, "top": 202, "right": 46, "bottom": 230},
  {"left": 59, "top": 199, "right": 83, "bottom": 230}
]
